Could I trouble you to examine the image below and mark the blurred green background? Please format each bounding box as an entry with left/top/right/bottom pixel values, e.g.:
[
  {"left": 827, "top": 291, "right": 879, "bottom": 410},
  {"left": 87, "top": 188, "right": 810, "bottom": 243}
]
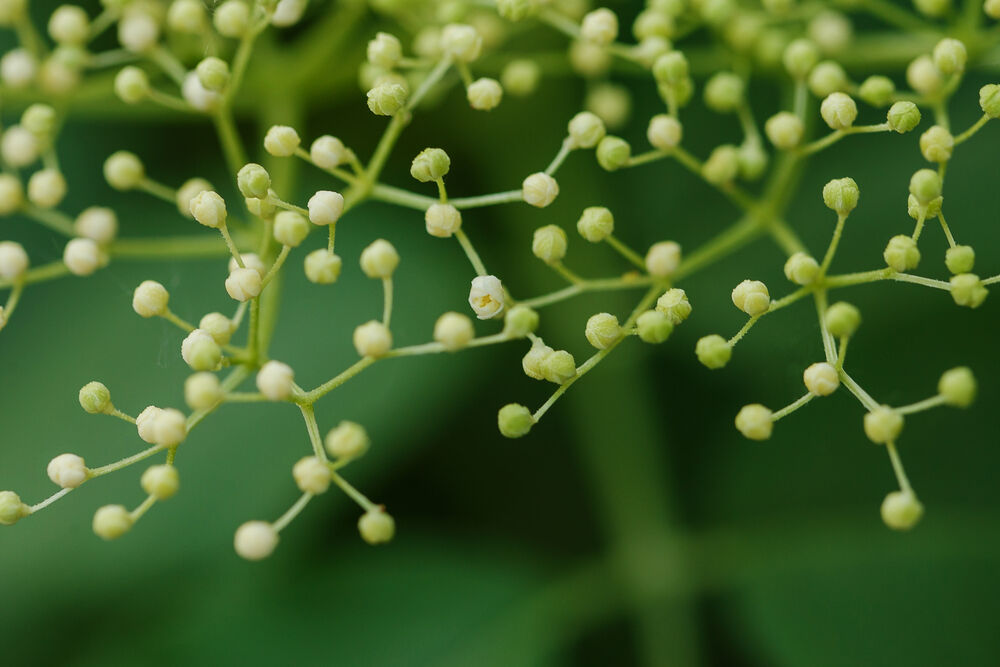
[{"left": 3, "top": 1, "right": 1000, "bottom": 665}]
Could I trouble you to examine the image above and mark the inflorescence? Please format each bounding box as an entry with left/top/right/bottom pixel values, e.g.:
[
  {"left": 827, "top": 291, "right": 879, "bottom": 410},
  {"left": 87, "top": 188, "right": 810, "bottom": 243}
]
[{"left": 2, "top": 0, "right": 1000, "bottom": 557}]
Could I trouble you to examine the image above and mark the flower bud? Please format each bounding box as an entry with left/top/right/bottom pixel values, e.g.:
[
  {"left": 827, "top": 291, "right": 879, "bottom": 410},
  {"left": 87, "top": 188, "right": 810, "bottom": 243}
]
[
  {"left": 467, "top": 77, "right": 503, "bottom": 110},
  {"left": 696, "top": 334, "right": 731, "bottom": 369},
  {"left": 48, "top": 453, "right": 88, "bottom": 488},
  {"left": 765, "top": 112, "right": 804, "bottom": 150},
  {"left": 585, "top": 313, "right": 620, "bottom": 350},
  {"left": 822, "top": 177, "right": 859, "bottom": 215},
  {"left": 104, "top": 150, "right": 144, "bottom": 190},
  {"left": 441, "top": 23, "right": 482, "bottom": 62},
  {"left": 167, "top": 0, "right": 206, "bottom": 33},
  {"left": 152, "top": 408, "right": 187, "bottom": 447},
  {"left": 945, "top": 245, "right": 974, "bottom": 275},
  {"left": 950, "top": 273, "right": 988, "bottom": 308},
  {"left": 803, "top": 362, "right": 839, "bottom": 396},
  {"left": 532, "top": 225, "right": 567, "bottom": 264},
  {"left": 497, "top": 0, "right": 539, "bottom": 21},
  {"left": 0, "top": 491, "right": 28, "bottom": 526},
  {"left": 567, "top": 111, "right": 606, "bottom": 148},
  {"left": 636, "top": 310, "right": 673, "bottom": 343},
  {"left": 4, "top": 124, "right": 44, "bottom": 167},
  {"left": 980, "top": 84, "right": 1000, "bottom": 119},
  {"left": 185, "top": 372, "right": 222, "bottom": 410},
  {"left": 310, "top": 135, "right": 348, "bottom": 168},
  {"left": 180, "top": 329, "right": 220, "bottom": 371},
  {"left": 425, "top": 203, "right": 462, "bottom": 238},
  {"left": 498, "top": 403, "right": 534, "bottom": 438},
  {"left": 908, "top": 169, "right": 941, "bottom": 205},
  {"left": 234, "top": 521, "right": 278, "bottom": 560},
  {"left": 468, "top": 275, "right": 505, "bottom": 320},
  {"left": 656, "top": 288, "right": 692, "bottom": 325},
  {"left": 0, "top": 175, "right": 24, "bottom": 215},
  {"left": 0, "top": 48, "right": 36, "bottom": 89},
  {"left": 293, "top": 456, "right": 330, "bottom": 495},
  {"left": 79, "top": 380, "right": 113, "bottom": 415},
  {"left": 807, "top": 61, "right": 848, "bottom": 97},
  {"left": 263, "top": 124, "right": 300, "bottom": 157},
  {"left": 825, "top": 301, "right": 860, "bottom": 337},
  {"left": 118, "top": 10, "right": 159, "bottom": 53},
  {"left": 196, "top": 56, "right": 230, "bottom": 93},
  {"left": 645, "top": 241, "right": 681, "bottom": 277},
  {"left": 782, "top": 38, "right": 819, "bottom": 79},
  {"left": 919, "top": 125, "right": 953, "bottom": 163},
  {"left": 863, "top": 406, "right": 903, "bottom": 444},
  {"left": 858, "top": 75, "right": 895, "bottom": 107},
  {"left": 647, "top": 114, "right": 682, "bottom": 150},
  {"left": 434, "top": 312, "right": 475, "bottom": 351},
  {"left": 304, "top": 249, "right": 342, "bottom": 284},
  {"left": 881, "top": 490, "right": 923, "bottom": 530},
  {"left": 542, "top": 349, "right": 576, "bottom": 384},
  {"left": 63, "top": 238, "right": 103, "bottom": 276},
  {"left": 230, "top": 253, "right": 266, "bottom": 277},
  {"left": 256, "top": 360, "right": 294, "bottom": 401},
  {"left": 521, "top": 172, "right": 559, "bottom": 207},
  {"left": 22, "top": 103, "right": 56, "bottom": 140},
  {"left": 141, "top": 464, "right": 179, "bottom": 500},
  {"left": 367, "top": 81, "right": 407, "bottom": 115},
  {"left": 353, "top": 320, "right": 392, "bottom": 357},
  {"left": 883, "top": 235, "right": 921, "bottom": 272},
  {"left": 504, "top": 305, "right": 539, "bottom": 338},
  {"left": 367, "top": 32, "right": 402, "bottom": 68},
  {"left": 360, "top": 239, "right": 399, "bottom": 278},
  {"left": 820, "top": 92, "right": 857, "bottom": 130},
  {"left": 576, "top": 206, "right": 614, "bottom": 242},
  {"left": 226, "top": 267, "right": 263, "bottom": 302},
  {"left": 987, "top": 0, "right": 1000, "bottom": 19},
  {"left": 704, "top": 72, "right": 743, "bottom": 112},
  {"left": 268, "top": 211, "right": 307, "bottom": 247},
  {"left": 702, "top": 145, "right": 739, "bottom": 184},
  {"left": 907, "top": 193, "right": 941, "bottom": 220},
  {"left": 28, "top": 168, "right": 66, "bottom": 208},
  {"left": 581, "top": 8, "right": 618, "bottom": 44},
  {"left": 521, "top": 340, "right": 552, "bottom": 380},
  {"left": 0, "top": 241, "right": 29, "bottom": 280},
  {"left": 236, "top": 163, "right": 270, "bottom": 199},
  {"left": 783, "top": 252, "right": 820, "bottom": 285},
  {"left": 214, "top": 0, "right": 249, "bottom": 37},
  {"left": 74, "top": 206, "right": 118, "bottom": 244},
  {"left": 653, "top": 51, "right": 688, "bottom": 85},
  {"left": 932, "top": 37, "right": 966, "bottom": 76},
  {"left": 914, "top": 0, "right": 950, "bottom": 17},
  {"left": 188, "top": 190, "right": 226, "bottom": 229},
  {"left": 410, "top": 148, "right": 450, "bottom": 182},
  {"left": 48, "top": 5, "right": 89, "bottom": 45},
  {"left": 906, "top": 55, "right": 943, "bottom": 97},
  {"left": 136, "top": 406, "right": 163, "bottom": 444},
  {"left": 735, "top": 404, "right": 773, "bottom": 440},
  {"left": 596, "top": 136, "right": 631, "bottom": 171},
  {"left": 358, "top": 509, "right": 395, "bottom": 544},
  {"left": 326, "top": 421, "right": 370, "bottom": 459},
  {"left": 731, "top": 279, "right": 770, "bottom": 316},
  {"left": 93, "top": 505, "right": 132, "bottom": 540}
]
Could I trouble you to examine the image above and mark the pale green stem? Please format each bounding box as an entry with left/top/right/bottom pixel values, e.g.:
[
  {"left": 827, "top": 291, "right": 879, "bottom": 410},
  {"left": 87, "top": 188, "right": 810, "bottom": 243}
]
[
  {"left": 885, "top": 441, "right": 913, "bottom": 493},
  {"left": 605, "top": 235, "right": 647, "bottom": 271},
  {"left": 454, "top": 229, "right": 489, "bottom": 276},
  {"left": 895, "top": 394, "right": 947, "bottom": 415},
  {"left": 272, "top": 492, "right": 314, "bottom": 532},
  {"left": 545, "top": 138, "right": 574, "bottom": 175},
  {"left": 953, "top": 114, "right": 990, "bottom": 143},
  {"left": 771, "top": 392, "right": 815, "bottom": 421},
  {"left": 839, "top": 368, "right": 881, "bottom": 412},
  {"left": 382, "top": 277, "right": 393, "bottom": 327}
]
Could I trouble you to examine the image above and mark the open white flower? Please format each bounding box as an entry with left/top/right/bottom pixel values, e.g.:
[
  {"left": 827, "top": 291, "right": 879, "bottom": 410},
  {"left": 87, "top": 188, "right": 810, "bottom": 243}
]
[{"left": 468, "top": 275, "right": 505, "bottom": 320}]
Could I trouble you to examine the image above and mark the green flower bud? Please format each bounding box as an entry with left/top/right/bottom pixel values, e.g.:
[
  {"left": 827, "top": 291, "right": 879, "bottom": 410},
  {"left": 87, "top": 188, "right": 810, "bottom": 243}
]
[
  {"left": 822, "top": 177, "right": 859, "bottom": 215},
  {"left": 501, "top": 59, "right": 540, "bottom": 96},
  {"left": 950, "top": 273, "right": 988, "bottom": 308},
  {"left": 803, "top": 362, "right": 839, "bottom": 396},
  {"left": 731, "top": 279, "right": 770, "bottom": 316},
  {"left": 825, "top": 301, "right": 861, "bottom": 337},
  {"left": 979, "top": 84, "right": 1000, "bottom": 119},
  {"left": 783, "top": 252, "right": 820, "bottom": 285},
  {"left": 765, "top": 112, "right": 804, "bottom": 150},
  {"left": 104, "top": 151, "right": 144, "bottom": 190},
  {"left": 909, "top": 169, "right": 941, "bottom": 205},
  {"left": 645, "top": 241, "right": 681, "bottom": 277},
  {"left": 906, "top": 55, "right": 943, "bottom": 97},
  {"left": 945, "top": 245, "right": 975, "bottom": 275},
  {"left": 567, "top": 111, "right": 606, "bottom": 149},
  {"left": 358, "top": 509, "right": 395, "bottom": 544},
  {"left": 141, "top": 464, "right": 179, "bottom": 500},
  {"left": 498, "top": 403, "right": 534, "bottom": 438},
  {"left": 366, "top": 81, "right": 407, "bottom": 116},
  {"left": 863, "top": 406, "right": 903, "bottom": 444},
  {"left": 580, "top": 8, "right": 619, "bottom": 45},
  {"left": 987, "top": 0, "right": 1000, "bottom": 19},
  {"left": 410, "top": 148, "right": 450, "bottom": 183},
  {"left": 807, "top": 60, "right": 849, "bottom": 98},
  {"left": 738, "top": 141, "right": 768, "bottom": 180},
  {"left": 883, "top": 235, "right": 921, "bottom": 272},
  {"left": 735, "top": 404, "right": 773, "bottom": 440},
  {"left": 704, "top": 72, "right": 743, "bottom": 112},
  {"left": 646, "top": 114, "right": 682, "bottom": 150},
  {"left": 497, "top": 0, "right": 539, "bottom": 21},
  {"left": 783, "top": 38, "right": 819, "bottom": 79},
  {"left": 532, "top": 224, "right": 568, "bottom": 264},
  {"left": 858, "top": 75, "right": 895, "bottom": 107},
  {"left": 181, "top": 330, "right": 222, "bottom": 371},
  {"left": 907, "top": 193, "right": 942, "bottom": 220},
  {"left": 0, "top": 491, "right": 29, "bottom": 526},
  {"left": 185, "top": 372, "right": 222, "bottom": 411},
  {"left": 695, "top": 334, "right": 731, "bottom": 369},
  {"left": 652, "top": 51, "right": 688, "bottom": 84},
  {"left": 919, "top": 125, "right": 953, "bottom": 163},
  {"left": 656, "top": 288, "right": 692, "bottom": 325},
  {"left": 21, "top": 104, "right": 56, "bottom": 140},
  {"left": 195, "top": 56, "right": 229, "bottom": 91},
  {"left": 913, "top": 0, "right": 950, "bottom": 18},
  {"left": 503, "top": 305, "right": 539, "bottom": 338},
  {"left": 596, "top": 136, "right": 631, "bottom": 171},
  {"left": 939, "top": 366, "right": 976, "bottom": 407},
  {"left": 542, "top": 350, "right": 576, "bottom": 384},
  {"left": 585, "top": 312, "right": 621, "bottom": 350},
  {"left": 702, "top": 144, "right": 740, "bottom": 184},
  {"left": 886, "top": 101, "right": 921, "bottom": 133},
  {"left": 820, "top": 92, "right": 857, "bottom": 130},
  {"left": 325, "top": 421, "right": 370, "bottom": 459},
  {"left": 79, "top": 381, "right": 112, "bottom": 414},
  {"left": 577, "top": 206, "right": 614, "bottom": 242},
  {"left": 932, "top": 37, "right": 966, "bottom": 76},
  {"left": 304, "top": 249, "right": 342, "bottom": 284},
  {"left": 237, "top": 163, "right": 271, "bottom": 199},
  {"left": 632, "top": 9, "right": 674, "bottom": 41},
  {"left": 93, "top": 504, "right": 133, "bottom": 540},
  {"left": 522, "top": 340, "right": 553, "bottom": 380},
  {"left": 114, "top": 66, "right": 149, "bottom": 104},
  {"left": 636, "top": 310, "right": 673, "bottom": 343},
  {"left": 467, "top": 77, "right": 503, "bottom": 111},
  {"left": 881, "top": 490, "right": 923, "bottom": 530},
  {"left": 273, "top": 211, "right": 310, "bottom": 247}
]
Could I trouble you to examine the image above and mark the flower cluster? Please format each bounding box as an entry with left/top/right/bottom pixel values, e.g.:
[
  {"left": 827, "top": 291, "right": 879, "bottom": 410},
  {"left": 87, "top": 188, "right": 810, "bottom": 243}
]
[{"left": 2, "top": 0, "right": 1000, "bottom": 558}]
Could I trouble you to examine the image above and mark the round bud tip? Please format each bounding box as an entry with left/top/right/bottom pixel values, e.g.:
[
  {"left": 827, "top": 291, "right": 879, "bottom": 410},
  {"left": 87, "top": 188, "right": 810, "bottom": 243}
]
[
  {"left": 863, "top": 406, "right": 904, "bottom": 445},
  {"left": 938, "top": 367, "right": 976, "bottom": 407},
  {"left": 79, "top": 381, "right": 112, "bottom": 414},
  {"left": 234, "top": 520, "right": 278, "bottom": 560},
  {"left": 358, "top": 508, "right": 396, "bottom": 545},
  {"left": 881, "top": 490, "right": 923, "bottom": 530},
  {"left": 93, "top": 504, "right": 133, "bottom": 540},
  {"left": 498, "top": 403, "right": 534, "bottom": 438},
  {"left": 696, "top": 334, "right": 732, "bottom": 369},
  {"left": 735, "top": 404, "right": 773, "bottom": 440}
]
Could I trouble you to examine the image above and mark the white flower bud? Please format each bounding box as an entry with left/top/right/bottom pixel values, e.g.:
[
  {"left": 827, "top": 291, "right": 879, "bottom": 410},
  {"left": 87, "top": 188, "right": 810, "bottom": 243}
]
[
  {"left": 424, "top": 203, "right": 462, "bottom": 238},
  {"left": 410, "top": 148, "right": 450, "bottom": 182},
  {"left": 74, "top": 207, "right": 118, "bottom": 244},
  {"left": 234, "top": 521, "right": 278, "bottom": 560},
  {"left": 434, "top": 311, "right": 475, "bottom": 351},
  {"left": 132, "top": 280, "right": 169, "bottom": 317},
  {"left": 863, "top": 406, "right": 903, "bottom": 444},
  {"left": 167, "top": 0, "right": 206, "bottom": 33},
  {"left": 0, "top": 48, "right": 36, "bottom": 88},
  {"left": 141, "top": 464, "right": 179, "bottom": 500},
  {"left": 919, "top": 125, "right": 953, "bottom": 163},
  {"left": 645, "top": 241, "right": 681, "bottom": 277},
  {"left": 820, "top": 92, "right": 858, "bottom": 130},
  {"left": 704, "top": 72, "right": 744, "bottom": 112},
  {"left": 293, "top": 456, "right": 330, "bottom": 495},
  {"left": 63, "top": 238, "right": 103, "bottom": 276},
  {"left": 803, "top": 362, "right": 839, "bottom": 396},
  {"left": 168, "top": 179, "right": 208, "bottom": 218},
  {"left": 310, "top": 135, "right": 348, "bottom": 169},
  {"left": 521, "top": 172, "right": 559, "bottom": 208},
  {"left": 735, "top": 404, "right": 773, "bottom": 440},
  {"left": 783, "top": 38, "right": 819, "bottom": 79},
  {"left": 731, "top": 279, "right": 770, "bottom": 316},
  {"left": 104, "top": 151, "right": 144, "bottom": 190},
  {"left": 0, "top": 241, "right": 29, "bottom": 280},
  {"left": 532, "top": 225, "right": 568, "bottom": 264},
  {"left": 269, "top": 211, "right": 307, "bottom": 247},
  {"left": 596, "top": 135, "right": 631, "bottom": 170},
  {"left": 0, "top": 174, "right": 24, "bottom": 215},
  {"left": 214, "top": 0, "right": 249, "bottom": 37},
  {"left": 932, "top": 37, "right": 966, "bottom": 76},
  {"left": 702, "top": 144, "right": 739, "bottom": 184},
  {"left": 468, "top": 275, "right": 505, "bottom": 320},
  {"left": 467, "top": 77, "right": 503, "bottom": 110},
  {"left": 118, "top": 9, "right": 159, "bottom": 53},
  {"left": 199, "top": 312, "right": 234, "bottom": 345},
  {"left": 256, "top": 360, "right": 294, "bottom": 401},
  {"left": 226, "top": 267, "right": 262, "bottom": 302},
  {"left": 264, "top": 125, "right": 300, "bottom": 157},
  {"left": 153, "top": 408, "right": 187, "bottom": 447},
  {"left": 576, "top": 206, "right": 614, "bottom": 242},
  {"left": 765, "top": 112, "right": 804, "bottom": 150},
  {"left": 307, "top": 190, "right": 344, "bottom": 225},
  {"left": 353, "top": 320, "right": 393, "bottom": 357},
  {"left": 0, "top": 490, "right": 28, "bottom": 526},
  {"left": 366, "top": 81, "right": 407, "bottom": 116},
  {"left": 48, "top": 5, "right": 90, "bottom": 45},
  {"left": 358, "top": 509, "right": 395, "bottom": 544},
  {"left": 185, "top": 372, "right": 222, "bottom": 410},
  {"left": 47, "top": 453, "right": 88, "bottom": 488},
  {"left": 1, "top": 125, "right": 39, "bottom": 167},
  {"left": 182, "top": 72, "right": 221, "bottom": 111},
  {"left": 325, "top": 421, "right": 370, "bottom": 459},
  {"left": 581, "top": 7, "right": 618, "bottom": 44},
  {"left": 195, "top": 56, "right": 230, "bottom": 92},
  {"left": 271, "top": 0, "right": 307, "bottom": 27},
  {"left": 229, "top": 253, "right": 266, "bottom": 277},
  {"left": 542, "top": 349, "right": 576, "bottom": 384},
  {"left": 304, "top": 249, "right": 342, "bottom": 284},
  {"left": 367, "top": 32, "right": 402, "bottom": 68},
  {"left": 93, "top": 505, "right": 132, "bottom": 540},
  {"left": 522, "top": 340, "right": 553, "bottom": 380},
  {"left": 181, "top": 329, "right": 222, "bottom": 371},
  {"left": 567, "top": 111, "right": 606, "bottom": 148},
  {"left": 360, "top": 239, "right": 399, "bottom": 278},
  {"left": 570, "top": 40, "right": 611, "bottom": 77},
  {"left": 441, "top": 23, "right": 482, "bottom": 62},
  {"left": 906, "top": 55, "right": 943, "bottom": 97},
  {"left": 27, "top": 168, "right": 67, "bottom": 208},
  {"left": 136, "top": 406, "right": 163, "bottom": 444},
  {"left": 585, "top": 312, "right": 620, "bottom": 350},
  {"left": 783, "top": 252, "right": 819, "bottom": 284},
  {"left": 880, "top": 490, "right": 923, "bottom": 530},
  {"left": 647, "top": 114, "right": 683, "bottom": 150},
  {"left": 807, "top": 60, "right": 848, "bottom": 97},
  {"left": 189, "top": 190, "right": 227, "bottom": 228},
  {"left": 859, "top": 75, "right": 896, "bottom": 107}
]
